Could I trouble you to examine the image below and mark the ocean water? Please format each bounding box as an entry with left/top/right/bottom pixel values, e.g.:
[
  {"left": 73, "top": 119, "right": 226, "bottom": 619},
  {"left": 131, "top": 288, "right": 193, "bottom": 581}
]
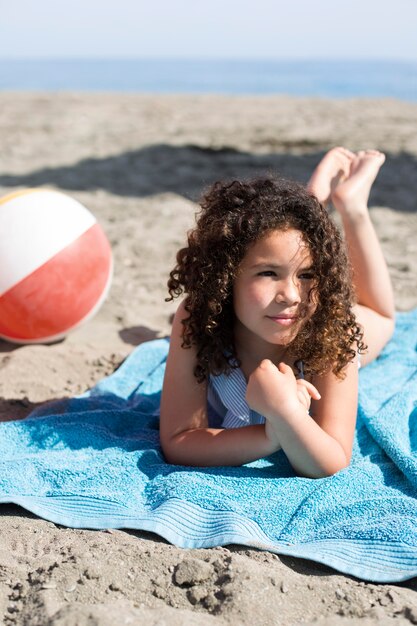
[{"left": 0, "top": 58, "right": 416, "bottom": 101}]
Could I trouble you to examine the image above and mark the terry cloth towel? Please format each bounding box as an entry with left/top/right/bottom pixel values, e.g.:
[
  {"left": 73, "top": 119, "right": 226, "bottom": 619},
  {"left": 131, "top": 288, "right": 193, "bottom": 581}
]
[{"left": 0, "top": 310, "right": 416, "bottom": 583}]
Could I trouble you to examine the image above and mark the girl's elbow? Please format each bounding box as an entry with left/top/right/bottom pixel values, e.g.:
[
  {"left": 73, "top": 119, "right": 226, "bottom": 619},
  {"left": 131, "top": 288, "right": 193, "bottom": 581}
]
[
  {"left": 319, "top": 455, "right": 351, "bottom": 478},
  {"left": 321, "top": 442, "right": 352, "bottom": 477},
  {"left": 298, "top": 454, "right": 351, "bottom": 479},
  {"left": 160, "top": 432, "right": 194, "bottom": 466},
  {"left": 161, "top": 445, "right": 176, "bottom": 465},
  {"left": 160, "top": 432, "right": 179, "bottom": 465}
]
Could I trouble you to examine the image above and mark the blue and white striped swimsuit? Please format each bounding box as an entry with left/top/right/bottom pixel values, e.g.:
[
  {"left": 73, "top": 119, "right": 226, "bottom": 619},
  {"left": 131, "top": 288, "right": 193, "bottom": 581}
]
[{"left": 207, "top": 367, "right": 266, "bottom": 429}]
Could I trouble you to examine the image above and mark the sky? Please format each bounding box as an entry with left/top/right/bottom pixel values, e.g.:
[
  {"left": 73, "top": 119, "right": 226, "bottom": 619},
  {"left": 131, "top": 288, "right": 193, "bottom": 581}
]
[{"left": 1, "top": 0, "right": 417, "bottom": 61}]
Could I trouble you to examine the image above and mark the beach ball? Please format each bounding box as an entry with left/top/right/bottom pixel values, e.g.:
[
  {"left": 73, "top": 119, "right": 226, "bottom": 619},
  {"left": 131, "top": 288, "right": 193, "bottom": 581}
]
[{"left": 0, "top": 189, "right": 113, "bottom": 344}]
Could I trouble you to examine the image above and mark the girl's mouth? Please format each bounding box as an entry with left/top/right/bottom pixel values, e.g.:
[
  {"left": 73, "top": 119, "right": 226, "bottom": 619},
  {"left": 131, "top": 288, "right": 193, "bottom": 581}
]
[{"left": 267, "top": 316, "right": 298, "bottom": 327}]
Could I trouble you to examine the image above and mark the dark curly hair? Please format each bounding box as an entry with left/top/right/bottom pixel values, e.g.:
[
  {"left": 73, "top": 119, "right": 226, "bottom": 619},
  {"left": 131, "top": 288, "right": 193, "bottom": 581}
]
[{"left": 167, "top": 177, "right": 365, "bottom": 382}]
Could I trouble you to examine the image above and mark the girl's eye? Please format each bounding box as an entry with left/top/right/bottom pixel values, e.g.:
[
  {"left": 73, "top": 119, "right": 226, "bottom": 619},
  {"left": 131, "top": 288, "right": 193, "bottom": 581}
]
[
  {"left": 299, "top": 272, "right": 315, "bottom": 280},
  {"left": 257, "top": 270, "right": 276, "bottom": 277}
]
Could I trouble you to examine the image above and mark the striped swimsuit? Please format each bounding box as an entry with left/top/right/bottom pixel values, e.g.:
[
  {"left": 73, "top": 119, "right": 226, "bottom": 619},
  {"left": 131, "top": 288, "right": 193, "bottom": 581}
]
[
  {"left": 207, "top": 366, "right": 266, "bottom": 429},
  {"left": 207, "top": 360, "right": 305, "bottom": 429}
]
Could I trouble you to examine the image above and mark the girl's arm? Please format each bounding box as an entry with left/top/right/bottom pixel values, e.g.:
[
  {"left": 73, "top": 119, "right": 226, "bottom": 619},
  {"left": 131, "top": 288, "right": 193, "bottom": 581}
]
[
  {"left": 246, "top": 359, "right": 358, "bottom": 478},
  {"left": 159, "top": 301, "right": 280, "bottom": 466}
]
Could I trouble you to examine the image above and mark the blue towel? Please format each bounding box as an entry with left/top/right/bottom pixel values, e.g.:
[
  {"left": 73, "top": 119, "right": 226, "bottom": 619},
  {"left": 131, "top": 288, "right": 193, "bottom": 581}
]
[{"left": 1, "top": 310, "right": 416, "bottom": 583}]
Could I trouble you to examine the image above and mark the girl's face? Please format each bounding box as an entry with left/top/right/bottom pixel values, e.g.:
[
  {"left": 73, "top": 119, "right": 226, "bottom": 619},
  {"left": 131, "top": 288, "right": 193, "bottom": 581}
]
[{"left": 233, "top": 228, "right": 317, "bottom": 349}]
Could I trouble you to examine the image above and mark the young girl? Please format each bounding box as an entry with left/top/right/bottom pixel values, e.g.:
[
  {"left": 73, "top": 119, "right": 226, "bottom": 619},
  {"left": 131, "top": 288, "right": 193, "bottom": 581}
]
[{"left": 159, "top": 148, "right": 395, "bottom": 478}]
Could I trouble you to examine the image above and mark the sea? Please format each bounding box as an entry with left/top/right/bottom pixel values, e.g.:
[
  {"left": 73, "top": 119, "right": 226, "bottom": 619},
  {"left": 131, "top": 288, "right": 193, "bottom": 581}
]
[{"left": 0, "top": 58, "right": 416, "bottom": 102}]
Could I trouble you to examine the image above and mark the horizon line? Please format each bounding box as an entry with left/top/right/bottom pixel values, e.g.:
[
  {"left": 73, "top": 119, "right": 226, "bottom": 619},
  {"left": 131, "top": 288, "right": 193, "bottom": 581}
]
[{"left": 1, "top": 56, "right": 417, "bottom": 64}]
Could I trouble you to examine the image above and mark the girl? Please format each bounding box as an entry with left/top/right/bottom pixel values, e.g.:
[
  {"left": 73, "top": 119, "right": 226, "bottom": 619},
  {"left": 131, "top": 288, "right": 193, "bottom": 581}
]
[{"left": 159, "top": 148, "right": 395, "bottom": 478}]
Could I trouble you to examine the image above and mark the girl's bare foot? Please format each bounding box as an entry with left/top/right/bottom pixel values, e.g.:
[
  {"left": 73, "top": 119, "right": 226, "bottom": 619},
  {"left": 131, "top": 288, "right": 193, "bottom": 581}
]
[
  {"left": 307, "top": 147, "right": 355, "bottom": 206},
  {"left": 331, "top": 150, "right": 385, "bottom": 216}
]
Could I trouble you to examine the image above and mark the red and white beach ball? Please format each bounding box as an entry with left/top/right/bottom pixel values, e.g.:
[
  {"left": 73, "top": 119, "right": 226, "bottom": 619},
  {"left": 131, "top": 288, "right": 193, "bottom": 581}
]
[{"left": 0, "top": 189, "right": 113, "bottom": 344}]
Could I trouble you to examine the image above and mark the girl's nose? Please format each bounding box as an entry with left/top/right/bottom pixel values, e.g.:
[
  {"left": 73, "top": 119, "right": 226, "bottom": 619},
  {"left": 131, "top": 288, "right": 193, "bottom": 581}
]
[{"left": 275, "top": 279, "right": 301, "bottom": 305}]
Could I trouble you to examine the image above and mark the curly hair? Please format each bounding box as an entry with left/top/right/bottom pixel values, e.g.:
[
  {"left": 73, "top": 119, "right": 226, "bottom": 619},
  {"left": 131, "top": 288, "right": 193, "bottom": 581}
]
[{"left": 167, "top": 177, "right": 366, "bottom": 382}]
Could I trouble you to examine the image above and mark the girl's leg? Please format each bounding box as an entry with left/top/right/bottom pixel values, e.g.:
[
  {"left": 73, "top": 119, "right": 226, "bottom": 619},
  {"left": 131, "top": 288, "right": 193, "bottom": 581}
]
[{"left": 331, "top": 150, "right": 395, "bottom": 365}]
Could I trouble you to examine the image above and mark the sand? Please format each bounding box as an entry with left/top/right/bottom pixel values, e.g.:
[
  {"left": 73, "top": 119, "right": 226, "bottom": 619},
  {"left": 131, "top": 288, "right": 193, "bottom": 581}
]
[{"left": 0, "top": 93, "right": 416, "bottom": 625}]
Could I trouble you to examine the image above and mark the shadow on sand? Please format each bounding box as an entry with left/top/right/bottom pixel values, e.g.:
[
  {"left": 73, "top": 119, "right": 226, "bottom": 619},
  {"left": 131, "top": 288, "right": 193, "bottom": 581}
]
[{"left": 1, "top": 145, "right": 416, "bottom": 212}]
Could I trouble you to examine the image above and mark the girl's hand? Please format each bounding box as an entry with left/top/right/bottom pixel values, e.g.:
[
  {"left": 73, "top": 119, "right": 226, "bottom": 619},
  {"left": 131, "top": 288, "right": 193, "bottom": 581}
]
[
  {"left": 246, "top": 360, "right": 321, "bottom": 441},
  {"left": 296, "top": 378, "right": 321, "bottom": 412}
]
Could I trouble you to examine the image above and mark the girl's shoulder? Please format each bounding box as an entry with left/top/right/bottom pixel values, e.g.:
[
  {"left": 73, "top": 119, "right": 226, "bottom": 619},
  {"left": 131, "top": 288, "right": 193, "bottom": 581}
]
[
  {"left": 167, "top": 299, "right": 195, "bottom": 366},
  {"left": 160, "top": 300, "right": 208, "bottom": 444},
  {"left": 172, "top": 298, "right": 188, "bottom": 324}
]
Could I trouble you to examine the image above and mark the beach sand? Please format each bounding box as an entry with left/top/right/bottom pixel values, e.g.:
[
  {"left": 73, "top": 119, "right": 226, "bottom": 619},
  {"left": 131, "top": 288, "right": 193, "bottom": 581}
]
[{"left": 0, "top": 93, "right": 416, "bottom": 625}]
